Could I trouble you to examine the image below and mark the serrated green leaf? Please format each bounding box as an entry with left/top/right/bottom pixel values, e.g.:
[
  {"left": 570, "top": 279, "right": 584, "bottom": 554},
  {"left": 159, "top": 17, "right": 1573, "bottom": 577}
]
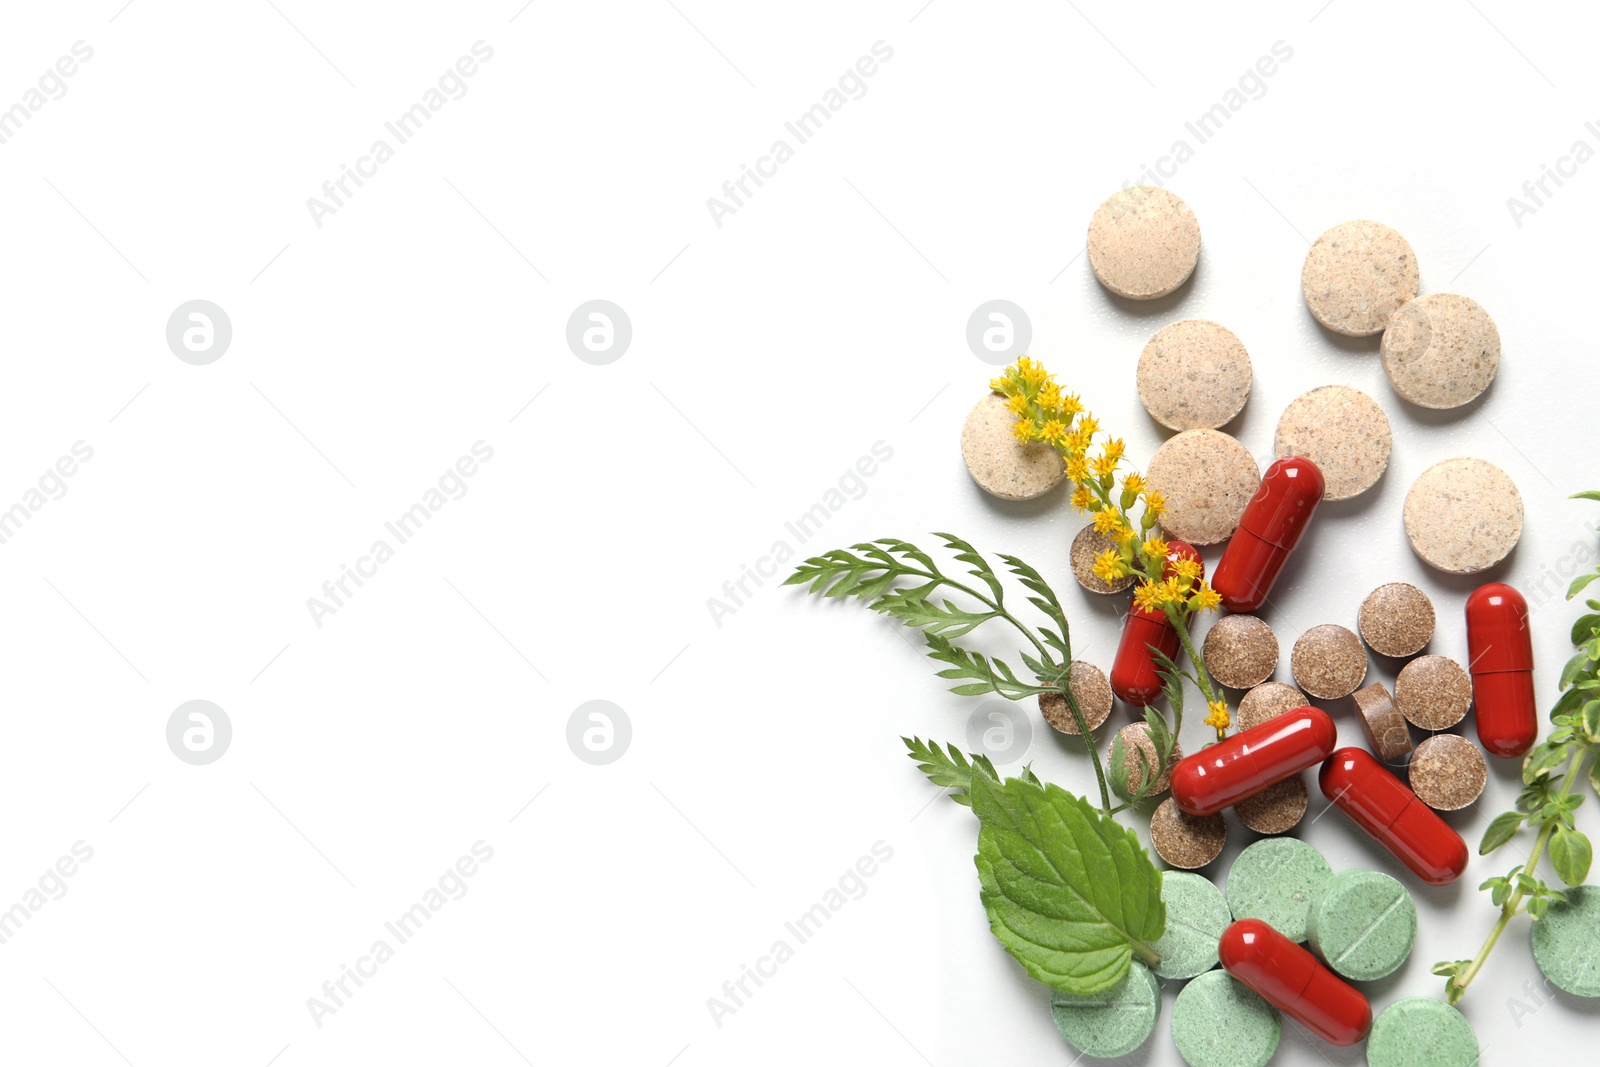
[
  {"left": 1480, "top": 811, "right": 1525, "bottom": 855},
  {"left": 970, "top": 774, "right": 1165, "bottom": 995},
  {"left": 1108, "top": 733, "right": 1131, "bottom": 801},
  {"left": 1551, "top": 827, "right": 1593, "bottom": 887},
  {"left": 873, "top": 593, "right": 997, "bottom": 639},
  {"left": 934, "top": 532, "right": 1005, "bottom": 605}
]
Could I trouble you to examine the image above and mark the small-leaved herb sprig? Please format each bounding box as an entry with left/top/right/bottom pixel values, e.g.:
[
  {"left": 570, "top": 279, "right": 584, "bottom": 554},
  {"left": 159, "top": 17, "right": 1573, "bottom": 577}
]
[{"left": 1435, "top": 490, "right": 1600, "bottom": 1003}]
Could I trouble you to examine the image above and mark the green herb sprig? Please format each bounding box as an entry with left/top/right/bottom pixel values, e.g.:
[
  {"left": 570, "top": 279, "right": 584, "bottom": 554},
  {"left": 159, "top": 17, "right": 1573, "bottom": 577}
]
[{"left": 1435, "top": 490, "right": 1600, "bottom": 1003}]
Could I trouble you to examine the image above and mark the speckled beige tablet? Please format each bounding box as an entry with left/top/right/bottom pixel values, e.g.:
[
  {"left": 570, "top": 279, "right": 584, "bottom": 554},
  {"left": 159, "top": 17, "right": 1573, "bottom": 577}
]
[
  {"left": 1071, "top": 523, "right": 1136, "bottom": 595},
  {"left": 1358, "top": 583, "right": 1435, "bottom": 658},
  {"left": 1291, "top": 624, "right": 1367, "bottom": 699},
  {"left": 1409, "top": 734, "right": 1487, "bottom": 811},
  {"left": 1151, "top": 798, "right": 1226, "bottom": 869},
  {"left": 1137, "top": 320, "right": 1252, "bottom": 431},
  {"left": 1381, "top": 294, "right": 1500, "bottom": 409},
  {"left": 1145, "top": 429, "right": 1259, "bottom": 545},
  {"left": 960, "top": 393, "right": 1065, "bottom": 501},
  {"left": 1086, "top": 186, "right": 1200, "bottom": 300},
  {"left": 1203, "top": 615, "right": 1279, "bottom": 690},
  {"left": 1403, "top": 458, "right": 1523, "bottom": 573},
  {"left": 1394, "top": 655, "right": 1473, "bottom": 731},
  {"left": 1117, "top": 722, "right": 1183, "bottom": 797},
  {"left": 1235, "top": 776, "right": 1309, "bottom": 835},
  {"left": 1040, "top": 661, "right": 1115, "bottom": 735},
  {"left": 1237, "top": 682, "right": 1308, "bottom": 732},
  {"left": 1273, "top": 385, "right": 1392, "bottom": 500},
  {"left": 1301, "top": 220, "right": 1419, "bottom": 336},
  {"left": 1353, "top": 682, "right": 1413, "bottom": 766}
]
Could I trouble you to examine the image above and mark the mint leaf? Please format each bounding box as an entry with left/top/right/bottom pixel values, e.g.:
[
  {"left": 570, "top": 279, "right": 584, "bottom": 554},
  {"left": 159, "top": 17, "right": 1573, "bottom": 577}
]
[{"left": 970, "top": 774, "right": 1165, "bottom": 994}]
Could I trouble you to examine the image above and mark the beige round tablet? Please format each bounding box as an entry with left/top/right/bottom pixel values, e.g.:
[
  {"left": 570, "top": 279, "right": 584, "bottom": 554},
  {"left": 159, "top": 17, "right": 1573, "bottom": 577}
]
[
  {"left": 1381, "top": 294, "right": 1500, "bottom": 409},
  {"left": 1301, "top": 220, "right": 1419, "bottom": 336},
  {"left": 1273, "top": 385, "right": 1392, "bottom": 501},
  {"left": 1237, "top": 682, "right": 1308, "bottom": 732},
  {"left": 1137, "top": 320, "right": 1252, "bottom": 431},
  {"left": 1071, "top": 523, "right": 1136, "bottom": 595},
  {"left": 1394, "top": 655, "right": 1473, "bottom": 731},
  {"left": 1203, "top": 615, "right": 1279, "bottom": 690},
  {"left": 1116, "top": 722, "right": 1183, "bottom": 797},
  {"left": 1145, "top": 429, "right": 1260, "bottom": 545},
  {"left": 1040, "top": 661, "right": 1115, "bottom": 735},
  {"left": 960, "top": 393, "right": 1065, "bottom": 501},
  {"left": 1086, "top": 186, "right": 1201, "bottom": 300},
  {"left": 1358, "top": 583, "right": 1436, "bottom": 658},
  {"left": 1150, "top": 798, "right": 1227, "bottom": 869},
  {"left": 1403, "top": 458, "right": 1523, "bottom": 574},
  {"left": 1409, "top": 734, "right": 1487, "bottom": 811},
  {"left": 1353, "top": 682, "right": 1413, "bottom": 766},
  {"left": 1291, "top": 624, "right": 1368, "bottom": 699},
  {"left": 1235, "top": 776, "right": 1309, "bottom": 835}
]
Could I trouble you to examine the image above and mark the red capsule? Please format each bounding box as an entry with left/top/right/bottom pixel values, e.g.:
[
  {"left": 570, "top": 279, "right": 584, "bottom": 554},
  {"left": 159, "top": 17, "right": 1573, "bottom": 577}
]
[
  {"left": 1466, "top": 583, "right": 1538, "bottom": 758},
  {"left": 1109, "top": 540, "right": 1203, "bottom": 706},
  {"left": 1319, "top": 748, "right": 1469, "bottom": 885},
  {"left": 1212, "top": 456, "right": 1325, "bottom": 614},
  {"left": 1219, "top": 919, "right": 1373, "bottom": 1046},
  {"left": 1170, "top": 706, "right": 1338, "bottom": 816}
]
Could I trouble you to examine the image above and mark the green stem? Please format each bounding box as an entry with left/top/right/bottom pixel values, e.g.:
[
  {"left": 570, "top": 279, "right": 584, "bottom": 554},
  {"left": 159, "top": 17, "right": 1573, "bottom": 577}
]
[
  {"left": 1450, "top": 748, "right": 1588, "bottom": 1001},
  {"left": 1056, "top": 680, "right": 1113, "bottom": 815},
  {"left": 1165, "top": 605, "right": 1221, "bottom": 712}
]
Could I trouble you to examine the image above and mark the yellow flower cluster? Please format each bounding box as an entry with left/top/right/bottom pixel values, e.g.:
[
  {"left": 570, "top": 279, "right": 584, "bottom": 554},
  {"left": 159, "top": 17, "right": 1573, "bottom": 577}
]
[{"left": 1204, "top": 700, "right": 1232, "bottom": 731}]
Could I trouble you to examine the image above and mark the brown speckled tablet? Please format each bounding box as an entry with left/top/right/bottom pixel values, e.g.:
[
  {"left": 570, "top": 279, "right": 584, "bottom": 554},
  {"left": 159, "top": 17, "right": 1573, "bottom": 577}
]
[
  {"left": 1137, "top": 320, "right": 1252, "bottom": 431},
  {"left": 1409, "top": 734, "right": 1487, "bottom": 811},
  {"left": 1235, "top": 776, "right": 1309, "bottom": 835},
  {"left": 1291, "top": 624, "right": 1368, "bottom": 699},
  {"left": 1040, "top": 661, "right": 1115, "bottom": 735},
  {"left": 960, "top": 393, "right": 1065, "bottom": 501},
  {"left": 1394, "top": 655, "right": 1473, "bottom": 731},
  {"left": 1071, "top": 523, "right": 1136, "bottom": 595},
  {"left": 1403, "top": 458, "right": 1523, "bottom": 574},
  {"left": 1353, "top": 682, "right": 1413, "bottom": 766},
  {"left": 1203, "top": 615, "right": 1279, "bottom": 690},
  {"left": 1358, "top": 583, "right": 1436, "bottom": 658},
  {"left": 1237, "top": 682, "right": 1309, "bottom": 732},
  {"left": 1301, "top": 220, "right": 1419, "bottom": 336},
  {"left": 1273, "top": 385, "right": 1392, "bottom": 501},
  {"left": 1151, "top": 797, "right": 1227, "bottom": 869},
  {"left": 1381, "top": 294, "right": 1500, "bottom": 410},
  {"left": 1087, "top": 186, "right": 1201, "bottom": 300},
  {"left": 1145, "top": 429, "right": 1260, "bottom": 545},
  {"left": 1117, "top": 722, "right": 1184, "bottom": 797}
]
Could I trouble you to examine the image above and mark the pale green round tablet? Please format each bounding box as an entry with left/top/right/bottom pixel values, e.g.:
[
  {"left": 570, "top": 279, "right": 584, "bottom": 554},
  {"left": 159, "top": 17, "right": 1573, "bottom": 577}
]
[
  {"left": 1152, "top": 871, "right": 1233, "bottom": 979},
  {"left": 1366, "top": 997, "right": 1478, "bottom": 1066},
  {"left": 1171, "top": 969, "right": 1280, "bottom": 1067},
  {"left": 1531, "top": 883, "right": 1600, "bottom": 996},
  {"left": 1049, "top": 960, "right": 1159, "bottom": 1058},
  {"left": 1226, "top": 837, "right": 1331, "bottom": 943},
  {"left": 1307, "top": 868, "right": 1416, "bottom": 981}
]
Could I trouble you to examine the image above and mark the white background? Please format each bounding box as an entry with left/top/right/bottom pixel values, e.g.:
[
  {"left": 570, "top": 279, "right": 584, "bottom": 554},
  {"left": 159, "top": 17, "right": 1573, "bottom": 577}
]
[{"left": 0, "top": 1, "right": 1596, "bottom": 1064}]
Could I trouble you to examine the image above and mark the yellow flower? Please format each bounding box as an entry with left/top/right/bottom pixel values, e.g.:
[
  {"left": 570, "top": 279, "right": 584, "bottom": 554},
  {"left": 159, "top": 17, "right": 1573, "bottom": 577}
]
[
  {"left": 1121, "top": 472, "right": 1146, "bottom": 495},
  {"left": 1142, "top": 536, "right": 1169, "bottom": 563},
  {"left": 1132, "top": 581, "right": 1163, "bottom": 614},
  {"left": 1006, "top": 392, "right": 1030, "bottom": 416},
  {"left": 1102, "top": 438, "right": 1126, "bottom": 465},
  {"left": 1039, "top": 419, "right": 1068, "bottom": 445},
  {"left": 1065, "top": 428, "right": 1094, "bottom": 454},
  {"left": 990, "top": 375, "right": 1013, "bottom": 395},
  {"left": 1189, "top": 582, "right": 1223, "bottom": 613},
  {"left": 1037, "top": 382, "right": 1063, "bottom": 410},
  {"left": 1012, "top": 419, "right": 1034, "bottom": 443},
  {"left": 1076, "top": 415, "right": 1100, "bottom": 438},
  {"left": 1158, "top": 577, "right": 1186, "bottom": 606},
  {"left": 1142, "top": 489, "right": 1166, "bottom": 517},
  {"left": 1092, "top": 549, "right": 1127, "bottom": 583},
  {"left": 1092, "top": 508, "right": 1127, "bottom": 537},
  {"left": 1059, "top": 393, "right": 1085, "bottom": 417},
  {"left": 1173, "top": 558, "right": 1203, "bottom": 581},
  {"left": 1065, "top": 454, "right": 1090, "bottom": 482},
  {"left": 1070, "top": 485, "right": 1097, "bottom": 512},
  {"left": 1115, "top": 524, "right": 1141, "bottom": 546},
  {"left": 1203, "top": 700, "right": 1231, "bottom": 731},
  {"left": 1019, "top": 359, "right": 1048, "bottom": 388},
  {"left": 1091, "top": 452, "right": 1119, "bottom": 479}
]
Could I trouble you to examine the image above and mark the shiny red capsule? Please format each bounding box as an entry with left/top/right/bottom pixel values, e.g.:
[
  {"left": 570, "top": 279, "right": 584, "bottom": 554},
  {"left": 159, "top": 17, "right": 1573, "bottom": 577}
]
[
  {"left": 1170, "top": 706, "right": 1338, "bottom": 816},
  {"left": 1466, "top": 583, "right": 1538, "bottom": 758},
  {"left": 1109, "top": 540, "right": 1203, "bottom": 706},
  {"left": 1219, "top": 919, "right": 1373, "bottom": 1046},
  {"left": 1319, "top": 747, "right": 1469, "bottom": 885},
  {"left": 1212, "top": 456, "right": 1325, "bottom": 614}
]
